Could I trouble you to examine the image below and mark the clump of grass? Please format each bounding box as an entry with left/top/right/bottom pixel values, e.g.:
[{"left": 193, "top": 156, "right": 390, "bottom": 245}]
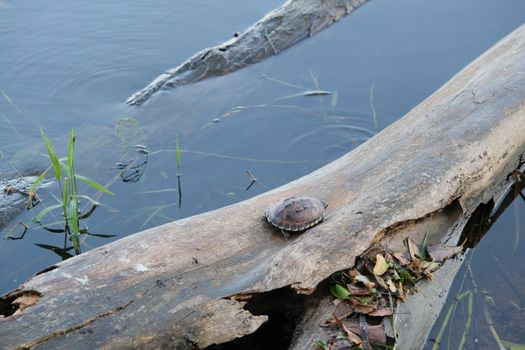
[{"left": 29, "top": 128, "right": 113, "bottom": 256}]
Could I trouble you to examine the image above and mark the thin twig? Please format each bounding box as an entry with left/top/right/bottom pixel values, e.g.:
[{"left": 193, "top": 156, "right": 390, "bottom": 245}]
[
  {"left": 264, "top": 29, "right": 278, "bottom": 55},
  {"left": 0, "top": 110, "right": 23, "bottom": 140},
  {"left": 245, "top": 170, "right": 257, "bottom": 191},
  {"left": 245, "top": 169, "right": 257, "bottom": 182},
  {"left": 369, "top": 84, "right": 378, "bottom": 129},
  {"left": 261, "top": 75, "right": 308, "bottom": 90},
  {"left": 149, "top": 148, "right": 313, "bottom": 164}
]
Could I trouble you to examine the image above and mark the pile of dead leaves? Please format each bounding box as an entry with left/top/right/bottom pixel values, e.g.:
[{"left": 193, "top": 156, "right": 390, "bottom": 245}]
[{"left": 317, "top": 238, "right": 464, "bottom": 350}]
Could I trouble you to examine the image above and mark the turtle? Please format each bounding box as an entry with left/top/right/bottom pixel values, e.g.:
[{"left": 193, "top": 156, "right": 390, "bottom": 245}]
[{"left": 265, "top": 196, "right": 327, "bottom": 237}]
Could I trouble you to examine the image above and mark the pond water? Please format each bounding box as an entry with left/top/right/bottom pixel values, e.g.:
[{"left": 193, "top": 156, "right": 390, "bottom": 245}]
[{"left": 1, "top": 0, "right": 524, "bottom": 348}]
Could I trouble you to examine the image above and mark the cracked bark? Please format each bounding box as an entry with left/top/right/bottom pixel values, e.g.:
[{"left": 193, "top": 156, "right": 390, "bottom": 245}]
[{"left": 1, "top": 23, "right": 525, "bottom": 350}]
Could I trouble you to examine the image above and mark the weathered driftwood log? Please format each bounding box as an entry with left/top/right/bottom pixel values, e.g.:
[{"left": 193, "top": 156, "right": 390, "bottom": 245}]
[
  {"left": 125, "top": 0, "right": 368, "bottom": 105},
  {"left": 1, "top": 23, "right": 525, "bottom": 350}
]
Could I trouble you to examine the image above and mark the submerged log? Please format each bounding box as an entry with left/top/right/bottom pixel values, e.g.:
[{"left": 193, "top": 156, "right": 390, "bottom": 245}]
[
  {"left": 1, "top": 23, "right": 525, "bottom": 350},
  {"left": 125, "top": 0, "right": 369, "bottom": 105},
  {"left": 0, "top": 176, "right": 49, "bottom": 229}
]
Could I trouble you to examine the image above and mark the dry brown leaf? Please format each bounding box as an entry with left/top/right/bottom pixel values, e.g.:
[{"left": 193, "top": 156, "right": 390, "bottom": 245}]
[
  {"left": 426, "top": 242, "right": 463, "bottom": 262},
  {"left": 333, "top": 301, "right": 354, "bottom": 320},
  {"left": 342, "top": 318, "right": 388, "bottom": 345},
  {"left": 347, "top": 283, "right": 374, "bottom": 296},
  {"left": 373, "top": 274, "right": 388, "bottom": 290},
  {"left": 384, "top": 251, "right": 395, "bottom": 262},
  {"left": 334, "top": 316, "right": 362, "bottom": 345},
  {"left": 342, "top": 325, "right": 363, "bottom": 345},
  {"left": 369, "top": 307, "right": 393, "bottom": 317},
  {"left": 373, "top": 254, "right": 389, "bottom": 276},
  {"left": 369, "top": 295, "right": 394, "bottom": 317},
  {"left": 411, "top": 257, "right": 422, "bottom": 269},
  {"left": 348, "top": 269, "right": 360, "bottom": 278},
  {"left": 386, "top": 278, "right": 397, "bottom": 293},
  {"left": 397, "top": 282, "right": 405, "bottom": 298},
  {"left": 392, "top": 251, "right": 411, "bottom": 266},
  {"left": 420, "top": 260, "right": 440, "bottom": 273},
  {"left": 355, "top": 274, "right": 377, "bottom": 289},
  {"left": 351, "top": 303, "right": 377, "bottom": 314},
  {"left": 406, "top": 238, "right": 421, "bottom": 260}
]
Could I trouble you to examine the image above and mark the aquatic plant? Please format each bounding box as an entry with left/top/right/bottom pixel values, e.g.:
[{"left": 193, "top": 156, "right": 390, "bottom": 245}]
[{"left": 29, "top": 128, "right": 113, "bottom": 256}]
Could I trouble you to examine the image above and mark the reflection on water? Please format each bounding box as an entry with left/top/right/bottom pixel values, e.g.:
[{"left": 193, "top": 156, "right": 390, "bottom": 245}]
[
  {"left": 425, "top": 176, "right": 525, "bottom": 349},
  {"left": 0, "top": 0, "right": 525, "bottom": 346}
]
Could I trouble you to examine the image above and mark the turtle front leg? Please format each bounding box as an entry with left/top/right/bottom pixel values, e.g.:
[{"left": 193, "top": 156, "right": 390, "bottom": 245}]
[{"left": 280, "top": 229, "right": 291, "bottom": 240}]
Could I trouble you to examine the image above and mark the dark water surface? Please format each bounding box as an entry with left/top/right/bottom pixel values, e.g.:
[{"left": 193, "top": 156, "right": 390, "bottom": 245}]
[{"left": 1, "top": 0, "right": 524, "bottom": 347}]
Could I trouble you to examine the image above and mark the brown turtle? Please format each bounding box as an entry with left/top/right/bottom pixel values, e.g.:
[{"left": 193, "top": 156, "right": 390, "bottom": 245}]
[{"left": 265, "top": 196, "right": 327, "bottom": 236}]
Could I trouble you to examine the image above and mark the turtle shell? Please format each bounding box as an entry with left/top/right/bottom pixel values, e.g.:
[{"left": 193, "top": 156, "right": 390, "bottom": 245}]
[{"left": 265, "top": 196, "right": 327, "bottom": 232}]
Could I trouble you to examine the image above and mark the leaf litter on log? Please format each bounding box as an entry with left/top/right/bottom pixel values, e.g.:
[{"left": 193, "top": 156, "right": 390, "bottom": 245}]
[{"left": 320, "top": 237, "right": 466, "bottom": 349}]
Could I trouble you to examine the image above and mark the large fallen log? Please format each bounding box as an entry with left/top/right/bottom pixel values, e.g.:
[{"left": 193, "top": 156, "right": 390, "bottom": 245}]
[
  {"left": 125, "top": 0, "right": 368, "bottom": 105},
  {"left": 1, "top": 23, "right": 525, "bottom": 350}
]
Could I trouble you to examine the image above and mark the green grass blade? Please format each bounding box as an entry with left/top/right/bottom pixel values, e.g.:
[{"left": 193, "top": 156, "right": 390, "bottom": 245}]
[
  {"left": 314, "top": 339, "right": 329, "bottom": 350},
  {"left": 70, "top": 234, "right": 81, "bottom": 255},
  {"left": 140, "top": 203, "right": 176, "bottom": 229},
  {"left": 432, "top": 302, "right": 457, "bottom": 350},
  {"left": 29, "top": 166, "right": 51, "bottom": 191},
  {"left": 68, "top": 200, "right": 79, "bottom": 234},
  {"left": 135, "top": 188, "right": 179, "bottom": 194},
  {"left": 458, "top": 291, "right": 473, "bottom": 350},
  {"left": 58, "top": 160, "right": 72, "bottom": 180},
  {"left": 49, "top": 193, "right": 63, "bottom": 205},
  {"left": 0, "top": 110, "right": 23, "bottom": 140},
  {"left": 75, "top": 174, "right": 113, "bottom": 195},
  {"left": 140, "top": 206, "right": 164, "bottom": 229},
  {"left": 73, "top": 194, "right": 100, "bottom": 205},
  {"left": 67, "top": 128, "right": 75, "bottom": 172},
  {"left": 28, "top": 165, "right": 51, "bottom": 203},
  {"left": 33, "top": 204, "right": 64, "bottom": 222},
  {"left": 40, "top": 129, "right": 61, "bottom": 181},
  {"left": 0, "top": 90, "right": 15, "bottom": 106},
  {"left": 62, "top": 176, "right": 70, "bottom": 207},
  {"left": 510, "top": 195, "right": 520, "bottom": 259},
  {"left": 501, "top": 340, "right": 525, "bottom": 350}
]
